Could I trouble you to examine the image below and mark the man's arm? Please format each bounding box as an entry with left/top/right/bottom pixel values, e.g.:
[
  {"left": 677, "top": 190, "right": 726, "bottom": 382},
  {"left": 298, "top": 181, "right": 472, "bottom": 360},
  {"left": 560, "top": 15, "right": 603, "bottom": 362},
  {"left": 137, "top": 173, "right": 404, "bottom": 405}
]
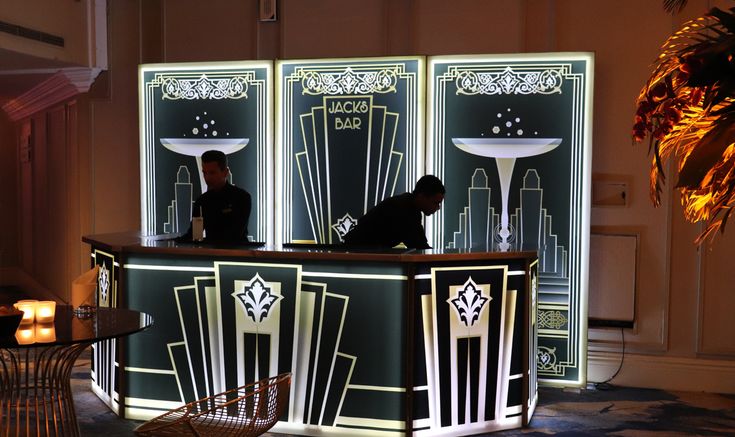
[
  {"left": 241, "top": 191, "right": 252, "bottom": 237},
  {"left": 403, "top": 221, "right": 431, "bottom": 249}
]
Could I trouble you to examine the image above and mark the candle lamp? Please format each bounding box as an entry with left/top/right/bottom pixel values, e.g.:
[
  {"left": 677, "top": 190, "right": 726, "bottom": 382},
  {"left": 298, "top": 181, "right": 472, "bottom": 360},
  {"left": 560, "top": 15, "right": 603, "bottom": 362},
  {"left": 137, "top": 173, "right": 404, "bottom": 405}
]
[
  {"left": 14, "top": 300, "right": 37, "bottom": 325},
  {"left": 34, "top": 323, "right": 56, "bottom": 343},
  {"left": 15, "top": 325, "right": 35, "bottom": 345},
  {"left": 35, "top": 301, "right": 56, "bottom": 323}
]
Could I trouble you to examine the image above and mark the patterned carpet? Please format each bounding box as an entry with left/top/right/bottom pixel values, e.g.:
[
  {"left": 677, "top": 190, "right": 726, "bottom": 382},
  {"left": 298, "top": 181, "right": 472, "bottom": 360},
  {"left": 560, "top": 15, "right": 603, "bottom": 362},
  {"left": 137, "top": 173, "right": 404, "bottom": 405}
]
[{"left": 69, "top": 349, "right": 735, "bottom": 436}]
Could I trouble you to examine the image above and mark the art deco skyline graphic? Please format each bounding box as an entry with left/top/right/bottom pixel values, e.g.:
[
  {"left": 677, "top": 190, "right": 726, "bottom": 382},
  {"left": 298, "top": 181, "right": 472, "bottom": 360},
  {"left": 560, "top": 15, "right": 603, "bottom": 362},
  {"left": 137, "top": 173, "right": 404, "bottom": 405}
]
[{"left": 429, "top": 56, "right": 593, "bottom": 386}]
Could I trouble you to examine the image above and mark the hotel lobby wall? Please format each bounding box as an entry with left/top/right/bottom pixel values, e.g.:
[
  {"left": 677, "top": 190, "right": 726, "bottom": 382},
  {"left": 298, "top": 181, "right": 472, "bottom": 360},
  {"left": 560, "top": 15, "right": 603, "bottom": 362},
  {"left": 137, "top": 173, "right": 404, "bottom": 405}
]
[
  {"left": 0, "top": 112, "right": 18, "bottom": 270},
  {"left": 0, "top": 103, "right": 84, "bottom": 302},
  {"left": 0, "top": 0, "right": 94, "bottom": 67},
  {"left": 1, "top": 0, "right": 734, "bottom": 391}
]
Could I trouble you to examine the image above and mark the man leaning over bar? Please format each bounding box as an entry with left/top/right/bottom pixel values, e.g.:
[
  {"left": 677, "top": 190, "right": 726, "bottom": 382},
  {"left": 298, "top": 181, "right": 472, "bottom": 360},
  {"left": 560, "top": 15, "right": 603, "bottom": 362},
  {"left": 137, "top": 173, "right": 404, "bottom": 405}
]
[
  {"left": 180, "top": 150, "right": 251, "bottom": 242},
  {"left": 343, "top": 175, "right": 445, "bottom": 250}
]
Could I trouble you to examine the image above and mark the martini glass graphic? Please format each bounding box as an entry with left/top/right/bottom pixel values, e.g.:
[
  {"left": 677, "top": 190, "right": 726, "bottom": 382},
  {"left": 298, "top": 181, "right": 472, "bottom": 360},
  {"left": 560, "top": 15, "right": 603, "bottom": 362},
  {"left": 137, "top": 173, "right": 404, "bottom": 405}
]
[
  {"left": 160, "top": 138, "right": 249, "bottom": 193},
  {"left": 451, "top": 137, "right": 561, "bottom": 251}
]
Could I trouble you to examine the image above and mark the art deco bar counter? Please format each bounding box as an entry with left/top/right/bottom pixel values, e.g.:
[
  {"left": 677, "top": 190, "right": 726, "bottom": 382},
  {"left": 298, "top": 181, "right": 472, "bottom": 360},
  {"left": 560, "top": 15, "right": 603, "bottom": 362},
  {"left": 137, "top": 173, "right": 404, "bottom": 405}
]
[{"left": 83, "top": 232, "right": 538, "bottom": 436}]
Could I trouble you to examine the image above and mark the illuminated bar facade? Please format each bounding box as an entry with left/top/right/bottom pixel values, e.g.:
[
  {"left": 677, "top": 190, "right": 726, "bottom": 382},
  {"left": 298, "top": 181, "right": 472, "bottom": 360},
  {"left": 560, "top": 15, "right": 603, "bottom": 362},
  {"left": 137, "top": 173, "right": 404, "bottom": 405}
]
[
  {"left": 84, "top": 235, "right": 538, "bottom": 435},
  {"left": 87, "top": 53, "right": 592, "bottom": 435}
]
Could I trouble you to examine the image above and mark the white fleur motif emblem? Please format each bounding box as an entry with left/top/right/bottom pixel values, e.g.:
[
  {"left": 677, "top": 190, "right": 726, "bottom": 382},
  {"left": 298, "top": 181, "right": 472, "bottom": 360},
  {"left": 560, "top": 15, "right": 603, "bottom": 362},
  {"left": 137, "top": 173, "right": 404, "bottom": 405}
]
[
  {"left": 194, "top": 76, "right": 214, "bottom": 98},
  {"left": 98, "top": 264, "right": 110, "bottom": 304},
  {"left": 331, "top": 213, "right": 358, "bottom": 241},
  {"left": 447, "top": 277, "right": 490, "bottom": 327},
  {"left": 232, "top": 273, "right": 283, "bottom": 324},
  {"left": 498, "top": 70, "right": 519, "bottom": 93}
]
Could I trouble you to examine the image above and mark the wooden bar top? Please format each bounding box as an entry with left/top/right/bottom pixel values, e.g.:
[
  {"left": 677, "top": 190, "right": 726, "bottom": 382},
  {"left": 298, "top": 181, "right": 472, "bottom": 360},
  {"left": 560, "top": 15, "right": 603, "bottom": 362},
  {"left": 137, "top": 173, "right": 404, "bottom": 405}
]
[{"left": 83, "top": 231, "right": 537, "bottom": 263}]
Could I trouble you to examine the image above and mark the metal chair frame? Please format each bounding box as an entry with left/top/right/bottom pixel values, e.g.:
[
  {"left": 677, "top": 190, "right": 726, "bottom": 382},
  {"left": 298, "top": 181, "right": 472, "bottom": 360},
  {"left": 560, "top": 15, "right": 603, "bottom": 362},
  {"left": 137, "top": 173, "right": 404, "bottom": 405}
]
[{"left": 135, "top": 372, "right": 291, "bottom": 437}]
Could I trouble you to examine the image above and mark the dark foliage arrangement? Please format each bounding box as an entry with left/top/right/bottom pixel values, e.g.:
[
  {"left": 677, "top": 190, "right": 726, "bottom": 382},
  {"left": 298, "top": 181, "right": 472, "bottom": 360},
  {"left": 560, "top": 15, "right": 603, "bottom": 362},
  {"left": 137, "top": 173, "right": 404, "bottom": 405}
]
[{"left": 634, "top": 2, "right": 735, "bottom": 242}]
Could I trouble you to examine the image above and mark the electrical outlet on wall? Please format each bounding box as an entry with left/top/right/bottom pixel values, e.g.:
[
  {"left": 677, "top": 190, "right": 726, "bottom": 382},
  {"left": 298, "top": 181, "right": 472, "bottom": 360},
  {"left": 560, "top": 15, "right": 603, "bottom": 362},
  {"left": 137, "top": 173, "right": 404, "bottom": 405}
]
[{"left": 592, "top": 179, "right": 628, "bottom": 207}]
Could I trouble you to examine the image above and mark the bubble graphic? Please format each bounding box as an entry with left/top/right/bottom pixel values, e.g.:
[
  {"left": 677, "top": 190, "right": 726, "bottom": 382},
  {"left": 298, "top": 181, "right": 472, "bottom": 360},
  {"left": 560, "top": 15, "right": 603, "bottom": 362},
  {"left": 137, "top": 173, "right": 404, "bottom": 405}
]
[
  {"left": 492, "top": 126, "right": 500, "bottom": 134},
  {"left": 211, "top": 120, "right": 215, "bottom": 125},
  {"left": 515, "top": 117, "right": 520, "bottom": 122},
  {"left": 534, "top": 131, "right": 538, "bottom": 135},
  {"left": 192, "top": 128, "right": 199, "bottom": 135},
  {"left": 507, "top": 108, "right": 511, "bottom": 112},
  {"left": 204, "top": 111, "right": 207, "bottom": 115},
  {"left": 506, "top": 121, "right": 512, "bottom": 128},
  {"left": 507, "top": 133, "right": 511, "bottom": 136},
  {"left": 203, "top": 123, "right": 209, "bottom": 129},
  {"left": 497, "top": 113, "right": 502, "bottom": 118},
  {"left": 195, "top": 116, "right": 200, "bottom": 120},
  {"left": 517, "top": 129, "right": 523, "bottom": 135},
  {"left": 212, "top": 131, "right": 218, "bottom": 136}
]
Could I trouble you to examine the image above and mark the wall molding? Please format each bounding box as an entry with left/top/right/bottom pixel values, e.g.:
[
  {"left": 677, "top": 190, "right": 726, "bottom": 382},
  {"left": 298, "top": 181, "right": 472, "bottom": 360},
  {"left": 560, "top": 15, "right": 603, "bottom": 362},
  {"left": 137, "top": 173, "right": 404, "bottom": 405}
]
[
  {"left": 1, "top": 67, "right": 102, "bottom": 121},
  {"left": 588, "top": 350, "right": 735, "bottom": 394}
]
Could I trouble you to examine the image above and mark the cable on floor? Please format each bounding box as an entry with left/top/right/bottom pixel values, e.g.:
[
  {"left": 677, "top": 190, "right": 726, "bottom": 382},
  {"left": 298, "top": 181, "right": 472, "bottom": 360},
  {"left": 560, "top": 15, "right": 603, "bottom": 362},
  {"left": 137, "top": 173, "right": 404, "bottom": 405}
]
[{"left": 591, "top": 326, "right": 625, "bottom": 390}]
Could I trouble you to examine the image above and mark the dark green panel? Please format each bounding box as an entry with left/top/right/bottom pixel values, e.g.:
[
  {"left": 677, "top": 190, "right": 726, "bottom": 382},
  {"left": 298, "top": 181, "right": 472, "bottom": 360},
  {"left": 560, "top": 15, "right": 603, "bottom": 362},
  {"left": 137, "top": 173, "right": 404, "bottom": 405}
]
[
  {"left": 304, "top": 274, "right": 406, "bottom": 387},
  {"left": 322, "top": 354, "right": 354, "bottom": 426},
  {"left": 430, "top": 55, "right": 592, "bottom": 386},
  {"left": 126, "top": 370, "right": 182, "bottom": 402},
  {"left": 140, "top": 63, "right": 272, "bottom": 242},
  {"left": 308, "top": 294, "right": 347, "bottom": 424},
  {"left": 279, "top": 57, "right": 423, "bottom": 244},
  {"left": 339, "top": 389, "right": 404, "bottom": 422}
]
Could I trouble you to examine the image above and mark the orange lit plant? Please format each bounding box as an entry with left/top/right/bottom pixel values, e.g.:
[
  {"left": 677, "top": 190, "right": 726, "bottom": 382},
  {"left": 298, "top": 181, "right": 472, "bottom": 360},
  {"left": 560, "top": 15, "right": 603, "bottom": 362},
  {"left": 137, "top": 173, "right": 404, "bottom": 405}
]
[{"left": 634, "top": 4, "right": 735, "bottom": 242}]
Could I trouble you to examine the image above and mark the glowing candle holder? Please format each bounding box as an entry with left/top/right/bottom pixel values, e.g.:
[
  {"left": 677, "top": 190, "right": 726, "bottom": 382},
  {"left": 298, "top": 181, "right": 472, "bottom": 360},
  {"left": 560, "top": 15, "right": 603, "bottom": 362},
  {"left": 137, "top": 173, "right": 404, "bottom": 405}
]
[
  {"left": 34, "top": 323, "right": 56, "bottom": 343},
  {"left": 15, "top": 325, "right": 35, "bottom": 345},
  {"left": 14, "top": 300, "right": 37, "bottom": 325},
  {"left": 35, "top": 301, "right": 56, "bottom": 323}
]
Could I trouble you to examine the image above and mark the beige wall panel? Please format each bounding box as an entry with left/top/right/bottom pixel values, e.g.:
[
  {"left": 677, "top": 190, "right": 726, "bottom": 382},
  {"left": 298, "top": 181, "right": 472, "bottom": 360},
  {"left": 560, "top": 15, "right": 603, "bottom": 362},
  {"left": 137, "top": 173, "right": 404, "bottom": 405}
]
[
  {"left": 44, "top": 106, "right": 70, "bottom": 297},
  {"left": 89, "top": 1, "right": 141, "bottom": 234},
  {"left": 31, "top": 114, "right": 48, "bottom": 283},
  {"left": 18, "top": 121, "right": 32, "bottom": 273},
  {"left": 666, "top": 196, "right": 702, "bottom": 356},
  {"left": 65, "top": 102, "right": 81, "bottom": 300},
  {"left": 385, "top": 0, "right": 413, "bottom": 55},
  {"left": 413, "top": 0, "right": 523, "bottom": 55},
  {"left": 163, "top": 0, "right": 257, "bottom": 62},
  {"left": 281, "top": 0, "right": 386, "bottom": 58},
  {"left": 76, "top": 94, "right": 95, "bottom": 276},
  {"left": 0, "top": 114, "right": 18, "bottom": 269},
  {"left": 555, "top": 0, "right": 673, "bottom": 351},
  {"left": 700, "top": 229, "right": 735, "bottom": 355},
  {"left": 523, "top": 0, "right": 556, "bottom": 52}
]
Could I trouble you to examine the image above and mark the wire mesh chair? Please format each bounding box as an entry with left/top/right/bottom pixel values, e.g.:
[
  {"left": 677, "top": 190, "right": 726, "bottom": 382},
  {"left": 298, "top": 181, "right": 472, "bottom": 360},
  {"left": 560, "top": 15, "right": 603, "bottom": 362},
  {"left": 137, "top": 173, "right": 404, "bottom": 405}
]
[{"left": 134, "top": 372, "right": 291, "bottom": 437}]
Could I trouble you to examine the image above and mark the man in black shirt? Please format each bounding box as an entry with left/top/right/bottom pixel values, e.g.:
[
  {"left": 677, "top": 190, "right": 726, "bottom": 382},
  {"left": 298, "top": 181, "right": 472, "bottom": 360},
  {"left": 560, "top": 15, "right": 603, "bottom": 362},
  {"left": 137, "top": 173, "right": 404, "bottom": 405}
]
[
  {"left": 182, "top": 150, "right": 251, "bottom": 242},
  {"left": 343, "top": 175, "right": 445, "bottom": 249}
]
